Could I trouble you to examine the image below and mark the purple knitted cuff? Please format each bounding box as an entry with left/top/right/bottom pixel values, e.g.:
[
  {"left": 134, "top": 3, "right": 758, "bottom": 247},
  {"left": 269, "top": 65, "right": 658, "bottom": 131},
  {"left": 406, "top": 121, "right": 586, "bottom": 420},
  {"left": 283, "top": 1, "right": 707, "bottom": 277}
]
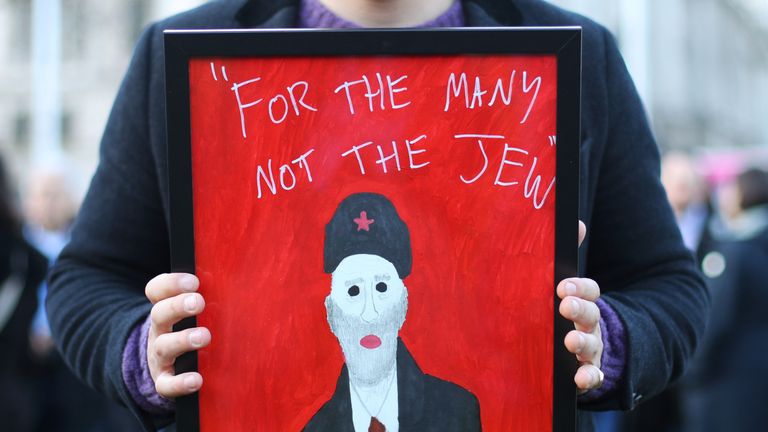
[
  {"left": 299, "top": 0, "right": 464, "bottom": 28},
  {"left": 122, "top": 315, "right": 176, "bottom": 415},
  {"left": 578, "top": 297, "right": 627, "bottom": 402}
]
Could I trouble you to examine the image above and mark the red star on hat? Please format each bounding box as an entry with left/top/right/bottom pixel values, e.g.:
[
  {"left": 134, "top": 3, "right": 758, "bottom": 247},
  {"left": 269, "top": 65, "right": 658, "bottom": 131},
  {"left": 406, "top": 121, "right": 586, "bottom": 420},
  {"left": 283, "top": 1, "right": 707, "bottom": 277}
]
[{"left": 353, "top": 211, "right": 374, "bottom": 232}]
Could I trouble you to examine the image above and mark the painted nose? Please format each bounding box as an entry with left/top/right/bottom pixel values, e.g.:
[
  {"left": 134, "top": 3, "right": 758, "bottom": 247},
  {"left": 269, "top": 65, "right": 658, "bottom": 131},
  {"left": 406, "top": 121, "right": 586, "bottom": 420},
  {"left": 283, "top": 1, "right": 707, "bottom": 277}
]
[{"left": 361, "top": 286, "right": 379, "bottom": 323}]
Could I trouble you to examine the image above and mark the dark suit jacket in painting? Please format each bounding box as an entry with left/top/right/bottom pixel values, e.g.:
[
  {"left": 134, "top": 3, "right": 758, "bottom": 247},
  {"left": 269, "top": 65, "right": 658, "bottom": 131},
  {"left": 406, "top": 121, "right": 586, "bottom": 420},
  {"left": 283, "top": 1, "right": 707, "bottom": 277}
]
[{"left": 304, "top": 339, "right": 481, "bottom": 432}]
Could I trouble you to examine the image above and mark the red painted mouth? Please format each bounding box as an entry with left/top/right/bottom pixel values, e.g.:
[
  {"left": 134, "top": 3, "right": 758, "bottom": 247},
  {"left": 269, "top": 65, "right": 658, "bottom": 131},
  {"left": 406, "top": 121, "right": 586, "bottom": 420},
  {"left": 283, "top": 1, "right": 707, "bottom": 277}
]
[{"left": 360, "top": 334, "right": 382, "bottom": 349}]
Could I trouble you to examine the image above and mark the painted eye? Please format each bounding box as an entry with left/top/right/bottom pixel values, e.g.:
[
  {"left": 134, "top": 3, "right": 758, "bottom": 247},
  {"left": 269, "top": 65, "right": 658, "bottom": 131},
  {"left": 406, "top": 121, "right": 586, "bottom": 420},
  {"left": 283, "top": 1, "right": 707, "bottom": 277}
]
[
  {"left": 348, "top": 285, "right": 360, "bottom": 296},
  {"left": 376, "top": 282, "right": 388, "bottom": 293}
]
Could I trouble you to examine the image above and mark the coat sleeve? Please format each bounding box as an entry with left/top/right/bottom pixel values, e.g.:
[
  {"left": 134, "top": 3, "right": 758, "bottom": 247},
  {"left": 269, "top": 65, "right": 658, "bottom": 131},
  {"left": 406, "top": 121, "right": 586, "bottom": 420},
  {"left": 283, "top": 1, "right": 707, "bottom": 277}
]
[
  {"left": 579, "top": 28, "right": 709, "bottom": 411},
  {"left": 47, "top": 23, "right": 171, "bottom": 431}
]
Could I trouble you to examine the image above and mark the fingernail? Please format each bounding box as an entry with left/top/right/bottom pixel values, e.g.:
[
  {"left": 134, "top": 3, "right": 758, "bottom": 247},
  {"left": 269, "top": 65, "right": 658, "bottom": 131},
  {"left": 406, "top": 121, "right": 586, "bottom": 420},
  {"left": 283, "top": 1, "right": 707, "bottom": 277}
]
[
  {"left": 189, "top": 330, "right": 203, "bottom": 347},
  {"left": 576, "top": 333, "right": 585, "bottom": 353},
  {"left": 184, "top": 295, "right": 197, "bottom": 312},
  {"left": 179, "top": 275, "right": 197, "bottom": 292},
  {"left": 565, "top": 282, "right": 577, "bottom": 295},
  {"left": 184, "top": 375, "right": 198, "bottom": 391},
  {"left": 571, "top": 299, "right": 581, "bottom": 316}
]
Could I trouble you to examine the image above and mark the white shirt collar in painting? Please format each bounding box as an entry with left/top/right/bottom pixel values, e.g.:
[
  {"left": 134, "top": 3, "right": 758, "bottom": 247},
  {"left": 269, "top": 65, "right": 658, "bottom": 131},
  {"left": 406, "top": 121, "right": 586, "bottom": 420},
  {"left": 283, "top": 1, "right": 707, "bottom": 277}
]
[{"left": 349, "top": 366, "right": 399, "bottom": 432}]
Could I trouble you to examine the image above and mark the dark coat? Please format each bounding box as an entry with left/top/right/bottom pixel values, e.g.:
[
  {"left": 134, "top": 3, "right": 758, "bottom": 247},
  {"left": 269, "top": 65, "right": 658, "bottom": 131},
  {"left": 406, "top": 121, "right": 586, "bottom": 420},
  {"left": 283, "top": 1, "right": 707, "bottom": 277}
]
[
  {"left": 47, "top": 0, "right": 708, "bottom": 431},
  {"left": 0, "top": 232, "right": 48, "bottom": 431},
  {"left": 304, "top": 339, "right": 480, "bottom": 432},
  {"left": 681, "top": 223, "right": 768, "bottom": 432}
]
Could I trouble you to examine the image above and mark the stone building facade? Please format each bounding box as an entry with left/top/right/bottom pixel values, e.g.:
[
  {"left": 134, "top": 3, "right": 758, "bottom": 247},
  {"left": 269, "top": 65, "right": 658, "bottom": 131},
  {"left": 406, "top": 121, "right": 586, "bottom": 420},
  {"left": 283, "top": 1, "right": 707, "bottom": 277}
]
[
  {"left": 0, "top": 0, "right": 203, "bottom": 190},
  {"left": 551, "top": 0, "right": 768, "bottom": 156}
]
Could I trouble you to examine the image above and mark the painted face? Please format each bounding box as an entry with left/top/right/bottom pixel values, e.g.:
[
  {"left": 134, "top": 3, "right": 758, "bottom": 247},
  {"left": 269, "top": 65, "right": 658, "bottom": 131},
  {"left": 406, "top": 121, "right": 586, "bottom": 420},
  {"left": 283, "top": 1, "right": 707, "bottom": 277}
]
[{"left": 326, "top": 254, "right": 408, "bottom": 385}]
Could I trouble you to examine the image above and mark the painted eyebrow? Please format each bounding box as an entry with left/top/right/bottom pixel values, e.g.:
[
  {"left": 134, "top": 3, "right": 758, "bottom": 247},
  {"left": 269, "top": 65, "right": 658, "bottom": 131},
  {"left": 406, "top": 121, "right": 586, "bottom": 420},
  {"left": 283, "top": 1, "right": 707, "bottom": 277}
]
[
  {"left": 374, "top": 274, "right": 391, "bottom": 282},
  {"left": 345, "top": 278, "right": 364, "bottom": 287}
]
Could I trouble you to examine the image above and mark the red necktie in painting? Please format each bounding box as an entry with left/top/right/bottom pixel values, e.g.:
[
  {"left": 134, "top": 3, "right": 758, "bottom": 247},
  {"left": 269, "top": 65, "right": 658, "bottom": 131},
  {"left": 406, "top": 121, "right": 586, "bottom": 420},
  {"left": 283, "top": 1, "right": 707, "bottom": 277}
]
[{"left": 368, "top": 416, "right": 386, "bottom": 432}]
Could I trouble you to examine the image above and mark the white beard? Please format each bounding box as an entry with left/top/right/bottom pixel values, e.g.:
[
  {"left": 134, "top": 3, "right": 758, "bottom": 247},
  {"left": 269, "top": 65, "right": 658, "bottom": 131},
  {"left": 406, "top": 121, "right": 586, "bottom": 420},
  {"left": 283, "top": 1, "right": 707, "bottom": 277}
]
[{"left": 326, "top": 290, "right": 408, "bottom": 386}]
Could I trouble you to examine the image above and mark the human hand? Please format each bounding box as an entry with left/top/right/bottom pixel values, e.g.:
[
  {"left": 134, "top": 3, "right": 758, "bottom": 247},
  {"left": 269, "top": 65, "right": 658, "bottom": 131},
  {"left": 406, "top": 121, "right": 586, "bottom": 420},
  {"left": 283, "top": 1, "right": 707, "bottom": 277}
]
[
  {"left": 145, "top": 273, "right": 211, "bottom": 398},
  {"left": 557, "top": 221, "right": 604, "bottom": 392}
]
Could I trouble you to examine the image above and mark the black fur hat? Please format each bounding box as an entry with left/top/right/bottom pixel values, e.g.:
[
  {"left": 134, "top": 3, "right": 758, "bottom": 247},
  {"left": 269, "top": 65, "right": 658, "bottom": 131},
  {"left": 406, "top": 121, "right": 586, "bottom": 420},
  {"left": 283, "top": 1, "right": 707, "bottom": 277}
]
[{"left": 323, "top": 192, "right": 412, "bottom": 278}]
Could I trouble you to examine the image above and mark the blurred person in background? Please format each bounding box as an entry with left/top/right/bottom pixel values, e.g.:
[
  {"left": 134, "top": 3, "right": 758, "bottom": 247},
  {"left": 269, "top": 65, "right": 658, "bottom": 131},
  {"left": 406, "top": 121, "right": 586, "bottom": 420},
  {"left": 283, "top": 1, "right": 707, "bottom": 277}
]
[
  {"left": 22, "top": 164, "right": 142, "bottom": 432},
  {"left": 713, "top": 173, "right": 746, "bottom": 234},
  {"left": 23, "top": 165, "right": 78, "bottom": 358},
  {"left": 681, "top": 167, "right": 768, "bottom": 432},
  {"left": 0, "top": 153, "right": 48, "bottom": 431},
  {"left": 615, "top": 152, "right": 722, "bottom": 432},
  {"left": 661, "top": 152, "right": 718, "bottom": 264}
]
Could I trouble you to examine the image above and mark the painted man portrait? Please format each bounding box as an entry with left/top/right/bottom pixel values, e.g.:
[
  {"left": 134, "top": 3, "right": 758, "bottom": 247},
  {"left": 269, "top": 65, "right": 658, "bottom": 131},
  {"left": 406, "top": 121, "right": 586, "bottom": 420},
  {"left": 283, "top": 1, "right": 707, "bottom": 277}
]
[{"left": 304, "top": 192, "right": 481, "bottom": 432}]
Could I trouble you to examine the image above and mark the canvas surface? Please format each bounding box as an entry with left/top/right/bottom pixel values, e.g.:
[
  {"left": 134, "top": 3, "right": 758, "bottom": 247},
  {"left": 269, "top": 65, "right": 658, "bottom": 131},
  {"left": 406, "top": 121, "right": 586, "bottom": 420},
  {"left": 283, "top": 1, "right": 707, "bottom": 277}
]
[{"left": 188, "top": 54, "right": 557, "bottom": 431}]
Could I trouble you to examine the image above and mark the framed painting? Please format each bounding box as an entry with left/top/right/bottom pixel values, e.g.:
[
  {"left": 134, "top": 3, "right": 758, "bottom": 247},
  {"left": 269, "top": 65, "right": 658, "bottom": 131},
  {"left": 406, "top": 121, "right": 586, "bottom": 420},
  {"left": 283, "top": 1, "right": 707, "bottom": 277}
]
[{"left": 165, "top": 28, "right": 581, "bottom": 432}]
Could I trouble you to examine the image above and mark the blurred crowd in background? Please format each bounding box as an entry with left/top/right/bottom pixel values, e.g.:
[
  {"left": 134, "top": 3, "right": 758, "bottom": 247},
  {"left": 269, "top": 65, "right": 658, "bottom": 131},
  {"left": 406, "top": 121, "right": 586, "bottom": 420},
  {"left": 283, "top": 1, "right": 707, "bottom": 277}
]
[
  {"left": 0, "top": 0, "right": 766, "bottom": 430},
  {"left": 596, "top": 156, "right": 768, "bottom": 432}
]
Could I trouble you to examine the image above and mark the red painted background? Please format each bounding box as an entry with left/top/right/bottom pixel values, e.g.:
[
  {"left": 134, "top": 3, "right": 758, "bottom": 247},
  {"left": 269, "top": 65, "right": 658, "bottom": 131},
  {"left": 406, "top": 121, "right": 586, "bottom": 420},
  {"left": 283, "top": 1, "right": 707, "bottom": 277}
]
[{"left": 189, "top": 54, "right": 557, "bottom": 431}]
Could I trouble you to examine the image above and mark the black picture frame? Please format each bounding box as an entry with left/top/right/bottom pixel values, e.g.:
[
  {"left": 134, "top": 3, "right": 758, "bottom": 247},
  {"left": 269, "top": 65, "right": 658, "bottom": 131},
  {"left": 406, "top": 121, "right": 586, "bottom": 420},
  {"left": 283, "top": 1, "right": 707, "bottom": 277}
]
[{"left": 165, "top": 27, "right": 581, "bottom": 432}]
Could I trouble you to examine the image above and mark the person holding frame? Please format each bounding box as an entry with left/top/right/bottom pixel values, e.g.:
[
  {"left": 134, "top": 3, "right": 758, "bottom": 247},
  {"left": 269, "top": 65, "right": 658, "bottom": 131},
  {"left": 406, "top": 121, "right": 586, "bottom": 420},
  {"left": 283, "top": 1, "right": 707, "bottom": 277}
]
[{"left": 47, "top": 1, "right": 708, "bottom": 431}]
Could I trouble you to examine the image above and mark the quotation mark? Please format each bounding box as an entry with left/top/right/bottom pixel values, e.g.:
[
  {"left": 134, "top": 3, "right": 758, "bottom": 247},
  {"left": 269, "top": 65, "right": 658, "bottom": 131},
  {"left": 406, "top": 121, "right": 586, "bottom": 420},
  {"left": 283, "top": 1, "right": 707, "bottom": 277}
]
[
  {"left": 210, "top": 62, "right": 229, "bottom": 82},
  {"left": 548, "top": 135, "right": 556, "bottom": 146}
]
